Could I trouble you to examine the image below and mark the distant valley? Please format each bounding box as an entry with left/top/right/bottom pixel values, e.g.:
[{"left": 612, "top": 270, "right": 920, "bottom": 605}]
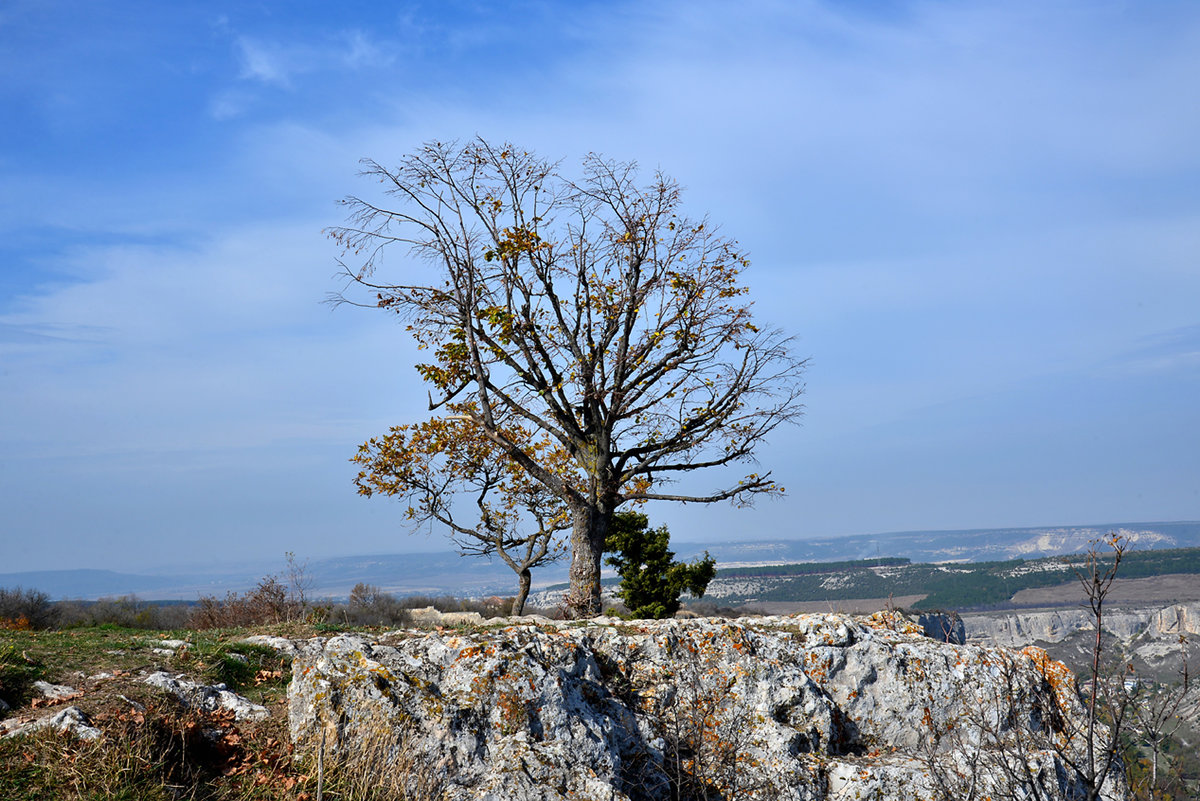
[{"left": 3, "top": 520, "right": 1198, "bottom": 603}]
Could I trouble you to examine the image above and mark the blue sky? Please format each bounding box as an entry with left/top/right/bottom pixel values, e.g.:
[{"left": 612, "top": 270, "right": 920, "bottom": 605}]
[{"left": 2, "top": 0, "right": 1198, "bottom": 574}]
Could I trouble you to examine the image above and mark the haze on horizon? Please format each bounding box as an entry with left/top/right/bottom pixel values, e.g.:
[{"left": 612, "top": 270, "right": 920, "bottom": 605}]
[{"left": 2, "top": 1, "right": 1198, "bottom": 576}]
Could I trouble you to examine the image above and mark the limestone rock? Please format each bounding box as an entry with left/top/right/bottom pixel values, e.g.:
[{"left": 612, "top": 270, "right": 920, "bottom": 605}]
[
  {"left": 144, "top": 638, "right": 189, "bottom": 650},
  {"left": 32, "top": 680, "right": 78, "bottom": 701},
  {"left": 242, "top": 634, "right": 299, "bottom": 655},
  {"left": 407, "top": 605, "right": 486, "bottom": 627},
  {"left": 2, "top": 706, "right": 102, "bottom": 740},
  {"left": 1148, "top": 603, "right": 1200, "bottom": 637},
  {"left": 143, "top": 671, "right": 268, "bottom": 721},
  {"left": 288, "top": 613, "right": 1129, "bottom": 800},
  {"left": 241, "top": 634, "right": 325, "bottom": 658}
]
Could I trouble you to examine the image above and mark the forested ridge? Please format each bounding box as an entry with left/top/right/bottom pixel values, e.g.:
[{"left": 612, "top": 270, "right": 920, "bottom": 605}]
[{"left": 706, "top": 547, "right": 1200, "bottom": 610}]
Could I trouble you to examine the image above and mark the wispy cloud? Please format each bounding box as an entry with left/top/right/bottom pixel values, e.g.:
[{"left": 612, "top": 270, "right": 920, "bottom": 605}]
[
  {"left": 3, "top": 0, "right": 1198, "bottom": 572},
  {"left": 342, "top": 30, "right": 395, "bottom": 69},
  {"left": 208, "top": 88, "right": 254, "bottom": 120},
  {"left": 1111, "top": 325, "right": 1200, "bottom": 376},
  {"left": 0, "top": 322, "right": 106, "bottom": 347},
  {"left": 236, "top": 37, "right": 296, "bottom": 87},
  {"left": 232, "top": 29, "right": 399, "bottom": 90}
]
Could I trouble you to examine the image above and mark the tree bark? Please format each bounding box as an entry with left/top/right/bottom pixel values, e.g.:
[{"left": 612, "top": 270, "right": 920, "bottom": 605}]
[
  {"left": 512, "top": 568, "right": 532, "bottom": 616},
  {"left": 567, "top": 505, "right": 609, "bottom": 617}
]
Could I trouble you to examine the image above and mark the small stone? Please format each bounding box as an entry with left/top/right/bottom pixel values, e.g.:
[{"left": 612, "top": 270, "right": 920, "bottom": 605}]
[
  {"left": 143, "top": 672, "right": 268, "bottom": 721},
  {"left": 3, "top": 706, "right": 102, "bottom": 740},
  {"left": 118, "top": 695, "right": 146, "bottom": 712},
  {"left": 240, "top": 634, "right": 299, "bottom": 656},
  {"left": 33, "top": 681, "right": 78, "bottom": 700}
]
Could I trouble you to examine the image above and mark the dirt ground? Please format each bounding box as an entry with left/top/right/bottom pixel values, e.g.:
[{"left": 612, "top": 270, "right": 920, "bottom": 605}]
[
  {"left": 749, "top": 595, "right": 928, "bottom": 615},
  {"left": 744, "top": 573, "right": 1200, "bottom": 616},
  {"left": 1010, "top": 572, "right": 1200, "bottom": 607}
]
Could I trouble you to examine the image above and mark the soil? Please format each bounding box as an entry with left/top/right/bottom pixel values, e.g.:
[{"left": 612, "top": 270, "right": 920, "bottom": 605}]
[
  {"left": 1010, "top": 572, "right": 1200, "bottom": 607},
  {"left": 748, "top": 595, "right": 928, "bottom": 615}
]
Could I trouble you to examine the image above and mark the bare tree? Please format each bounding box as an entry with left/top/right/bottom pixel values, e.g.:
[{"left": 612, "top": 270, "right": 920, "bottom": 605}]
[
  {"left": 285, "top": 550, "right": 315, "bottom": 618},
  {"left": 1066, "top": 534, "right": 1133, "bottom": 801},
  {"left": 1126, "top": 640, "right": 1193, "bottom": 799},
  {"left": 332, "top": 139, "right": 806, "bottom": 616}
]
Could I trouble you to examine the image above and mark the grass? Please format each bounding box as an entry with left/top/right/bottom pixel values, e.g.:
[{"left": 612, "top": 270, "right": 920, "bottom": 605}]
[{"left": 0, "top": 622, "right": 447, "bottom": 800}]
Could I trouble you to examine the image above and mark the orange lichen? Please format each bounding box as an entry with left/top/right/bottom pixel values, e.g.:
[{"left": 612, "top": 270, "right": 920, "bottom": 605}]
[{"left": 1021, "top": 646, "right": 1075, "bottom": 697}]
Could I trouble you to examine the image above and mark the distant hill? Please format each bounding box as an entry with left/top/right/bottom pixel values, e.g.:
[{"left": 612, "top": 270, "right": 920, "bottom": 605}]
[
  {"left": 0, "top": 569, "right": 204, "bottom": 600},
  {"left": 701, "top": 546, "right": 1200, "bottom": 611},
  {"left": 670, "top": 521, "right": 1200, "bottom": 566},
  {"left": 3, "top": 520, "right": 1196, "bottom": 601}
]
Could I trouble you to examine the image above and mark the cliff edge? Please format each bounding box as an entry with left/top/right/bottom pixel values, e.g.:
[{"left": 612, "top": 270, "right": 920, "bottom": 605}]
[{"left": 288, "top": 612, "right": 1128, "bottom": 800}]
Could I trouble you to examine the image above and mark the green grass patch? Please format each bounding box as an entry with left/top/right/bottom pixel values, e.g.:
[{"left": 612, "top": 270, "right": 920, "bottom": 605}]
[{"left": 0, "top": 641, "right": 47, "bottom": 709}]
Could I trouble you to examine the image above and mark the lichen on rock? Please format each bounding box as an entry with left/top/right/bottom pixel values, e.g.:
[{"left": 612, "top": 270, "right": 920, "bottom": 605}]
[{"left": 287, "top": 614, "right": 1129, "bottom": 800}]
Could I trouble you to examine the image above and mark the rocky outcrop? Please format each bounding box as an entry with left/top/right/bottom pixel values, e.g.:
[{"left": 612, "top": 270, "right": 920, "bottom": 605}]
[
  {"left": 963, "top": 602, "right": 1200, "bottom": 673},
  {"left": 964, "top": 602, "right": 1200, "bottom": 648},
  {"left": 407, "top": 606, "right": 487, "bottom": 627},
  {"left": 0, "top": 668, "right": 269, "bottom": 744},
  {"left": 287, "top": 613, "right": 1128, "bottom": 800}
]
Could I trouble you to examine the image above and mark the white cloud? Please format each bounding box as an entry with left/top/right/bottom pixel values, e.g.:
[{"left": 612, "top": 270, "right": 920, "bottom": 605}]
[
  {"left": 231, "top": 29, "right": 400, "bottom": 91},
  {"left": 208, "top": 88, "right": 254, "bottom": 120},
  {"left": 5, "top": 0, "right": 1200, "bottom": 570},
  {"left": 342, "top": 30, "right": 395, "bottom": 69},
  {"left": 236, "top": 37, "right": 294, "bottom": 87},
  {"left": 0, "top": 220, "right": 425, "bottom": 456}
]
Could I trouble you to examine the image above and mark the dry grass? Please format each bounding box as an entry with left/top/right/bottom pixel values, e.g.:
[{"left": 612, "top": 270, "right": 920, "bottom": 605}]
[
  {"left": 0, "top": 623, "right": 450, "bottom": 801},
  {"left": 0, "top": 702, "right": 297, "bottom": 801},
  {"left": 307, "top": 722, "right": 448, "bottom": 801}
]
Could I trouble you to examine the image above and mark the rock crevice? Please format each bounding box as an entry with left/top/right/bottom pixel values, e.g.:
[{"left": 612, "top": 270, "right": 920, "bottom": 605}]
[{"left": 287, "top": 613, "right": 1129, "bottom": 800}]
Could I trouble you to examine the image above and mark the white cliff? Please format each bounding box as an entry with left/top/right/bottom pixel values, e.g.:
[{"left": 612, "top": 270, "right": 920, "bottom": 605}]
[{"left": 965, "top": 602, "right": 1200, "bottom": 648}]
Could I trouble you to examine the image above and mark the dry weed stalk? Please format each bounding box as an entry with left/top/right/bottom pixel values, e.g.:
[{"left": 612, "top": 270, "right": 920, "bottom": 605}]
[
  {"left": 310, "top": 715, "right": 449, "bottom": 801},
  {"left": 644, "top": 628, "right": 790, "bottom": 800}
]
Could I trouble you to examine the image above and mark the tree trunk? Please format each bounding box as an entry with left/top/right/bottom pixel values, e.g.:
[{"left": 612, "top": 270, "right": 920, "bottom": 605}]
[
  {"left": 567, "top": 505, "right": 608, "bottom": 618},
  {"left": 512, "top": 568, "right": 532, "bottom": 616},
  {"left": 1151, "top": 744, "right": 1158, "bottom": 791}
]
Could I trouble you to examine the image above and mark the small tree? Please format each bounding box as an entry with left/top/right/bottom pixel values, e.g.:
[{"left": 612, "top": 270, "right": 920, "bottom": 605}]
[
  {"left": 1127, "top": 650, "right": 1192, "bottom": 800},
  {"left": 1070, "top": 534, "right": 1133, "bottom": 801},
  {"left": 332, "top": 138, "right": 806, "bottom": 616},
  {"left": 354, "top": 407, "right": 571, "bottom": 615},
  {"left": 603, "top": 511, "right": 716, "bottom": 619},
  {"left": 344, "top": 582, "right": 408, "bottom": 626}
]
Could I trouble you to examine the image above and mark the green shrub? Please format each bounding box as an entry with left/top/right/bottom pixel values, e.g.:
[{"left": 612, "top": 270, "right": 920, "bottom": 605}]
[{"left": 604, "top": 512, "right": 716, "bottom": 619}]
